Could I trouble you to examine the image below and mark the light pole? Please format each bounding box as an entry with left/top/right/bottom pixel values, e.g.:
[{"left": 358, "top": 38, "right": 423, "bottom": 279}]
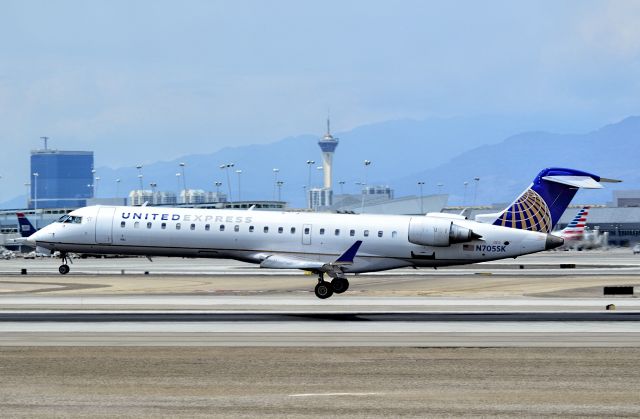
[
  {"left": 150, "top": 182, "right": 157, "bottom": 205},
  {"left": 316, "top": 166, "right": 323, "bottom": 187},
  {"left": 473, "top": 177, "right": 480, "bottom": 206},
  {"left": 179, "top": 162, "right": 187, "bottom": 193},
  {"left": 91, "top": 169, "right": 96, "bottom": 197},
  {"left": 175, "top": 173, "right": 182, "bottom": 202},
  {"left": 94, "top": 176, "right": 101, "bottom": 198},
  {"left": 463, "top": 181, "right": 469, "bottom": 206},
  {"left": 417, "top": 181, "right": 425, "bottom": 214},
  {"left": 115, "top": 178, "right": 121, "bottom": 199},
  {"left": 306, "top": 160, "right": 315, "bottom": 190},
  {"left": 137, "top": 174, "right": 144, "bottom": 192},
  {"left": 32, "top": 172, "right": 39, "bottom": 211},
  {"left": 361, "top": 160, "right": 371, "bottom": 214},
  {"left": 437, "top": 183, "right": 444, "bottom": 194},
  {"left": 214, "top": 181, "right": 222, "bottom": 194},
  {"left": 276, "top": 180, "right": 284, "bottom": 201},
  {"left": 24, "top": 183, "right": 30, "bottom": 208},
  {"left": 220, "top": 163, "right": 234, "bottom": 202},
  {"left": 235, "top": 169, "right": 243, "bottom": 201},
  {"left": 338, "top": 180, "right": 345, "bottom": 195},
  {"left": 272, "top": 168, "right": 279, "bottom": 200},
  {"left": 303, "top": 185, "right": 307, "bottom": 207}
]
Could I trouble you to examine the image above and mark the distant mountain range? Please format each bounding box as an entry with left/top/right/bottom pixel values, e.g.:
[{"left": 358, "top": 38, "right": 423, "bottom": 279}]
[
  {"left": 0, "top": 115, "right": 635, "bottom": 209},
  {"left": 391, "top": 116, "right": 640, "bottom": 205}
]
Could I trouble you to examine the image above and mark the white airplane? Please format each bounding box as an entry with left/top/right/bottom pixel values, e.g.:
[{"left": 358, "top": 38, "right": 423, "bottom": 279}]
[{"left": 26, "top": 167, "right": 615, "bottom": 299}]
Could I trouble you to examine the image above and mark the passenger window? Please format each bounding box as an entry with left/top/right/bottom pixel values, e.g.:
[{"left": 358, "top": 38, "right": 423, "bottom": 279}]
[
  {"left": 205, "top": 224, "right": 210, "bottom": 231},
  {"left": 190, "top": 223, "right": 196, "bottom": 230},
  {"left": 234, "top": 225, "right": 239, "bottom": 232},
  {"left": 278, "top": 227, "right": 283, "bottom": 234},
  {"left": 147, "top": 222, "right": 152, "bottom": 229},
  {"left": 264, "top": 226, "right": 269, "bottom": 233},
  {"left": 320, "top": 228, "right": 325, "bottom": 235},
  {"left": 335, "top": 229, "right": 340, "bottom": 236},
  {"left": 378, "top": 231, "right": 383, "bottom": 238},
  {"left": 364, "top": 230, "right": 369, "bottom": 237},
  {"left": 392, "top": 231, "right": 397, "bottom": 238},
  {"left": 304, "top": 227, "right": 310, "bottom": 234},
  {"left": 249, "top": 225, "right": 255, "bottom": 233},
  {"left": 176, "top": 223, "right": 181, "bottom": 230},
  {"left": 120, "top": 221, "right": 126, "bottom": 228},
  {"left": 219, "top": 225, "right": 225, "bottom": 232},
  {"left": 161, "top": 223, "right": 167, "bottom": 229},
  {"left": 350, "top": 229, "right": 355, "bottom": 237},
  {"left": 290, "top": 227, "right": 296, "bottom": 234},
  {"left": 134, "top": 221, "right": 140, "bottom": 229}
]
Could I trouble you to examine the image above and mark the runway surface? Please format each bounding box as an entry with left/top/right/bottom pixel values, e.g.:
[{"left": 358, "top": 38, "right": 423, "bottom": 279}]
[
  {"left": 1, "top": 307, "right": 639, "bottom": 346},
  {"left": 1, "top": 250, "right": 639, "bottom": 347},
  {"left": 2, "top": 252, "right": 640, "bottom": 416}
]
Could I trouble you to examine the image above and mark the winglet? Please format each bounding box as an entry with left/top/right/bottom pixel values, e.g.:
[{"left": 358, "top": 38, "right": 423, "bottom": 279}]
[{"left": 334, "top": 240, "right": 363, "bottom": 264}]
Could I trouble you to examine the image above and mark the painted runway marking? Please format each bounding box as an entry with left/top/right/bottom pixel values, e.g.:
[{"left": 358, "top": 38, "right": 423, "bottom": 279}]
[{"left": 289, "top": 392, "right": 380, "bottom": 397}]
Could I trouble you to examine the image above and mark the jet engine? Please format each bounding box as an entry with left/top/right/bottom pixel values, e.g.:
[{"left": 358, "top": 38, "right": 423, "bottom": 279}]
[{"left": 408, "top": 217, "right": 480, "bottom": 247}]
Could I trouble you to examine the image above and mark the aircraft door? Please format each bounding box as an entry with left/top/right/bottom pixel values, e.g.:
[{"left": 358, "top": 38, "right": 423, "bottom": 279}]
[
  {"left": 302, "top": 224, "right": 312, "bottom": 245},
  {"left": 95, "top": 207, "right": 116, "bottom": 244}
]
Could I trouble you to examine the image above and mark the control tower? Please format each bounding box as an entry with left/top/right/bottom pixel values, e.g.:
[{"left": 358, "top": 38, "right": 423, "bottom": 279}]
[{"left": 318, "top": 118, "right": 339, "bottom": 190}]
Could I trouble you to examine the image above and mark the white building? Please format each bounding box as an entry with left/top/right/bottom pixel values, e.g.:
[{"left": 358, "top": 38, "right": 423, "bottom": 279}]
[{"left": 308, "top": 188, "right": 333, "bottom": 210}]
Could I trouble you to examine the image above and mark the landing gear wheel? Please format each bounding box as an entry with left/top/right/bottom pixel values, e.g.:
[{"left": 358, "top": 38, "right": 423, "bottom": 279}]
[
  {"left": 314, "top": 282, "right": 334, "bottom": 299},
  {"left": 59, "top": 264, "right": 70, "bottom": 275},
  {"left": 331, "top": 277, "right": 349, "bottom": 294}
]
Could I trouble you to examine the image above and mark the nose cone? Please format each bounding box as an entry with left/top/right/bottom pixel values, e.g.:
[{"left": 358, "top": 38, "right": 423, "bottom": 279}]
[
  {"left": 545, "top": 234, "right": 564, "bottom": 250},
  {"left": 24, "top": 231, "right": 39, "bottom": 247}
]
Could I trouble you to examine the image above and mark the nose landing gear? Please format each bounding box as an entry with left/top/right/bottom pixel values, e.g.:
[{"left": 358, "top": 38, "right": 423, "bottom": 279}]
[{"left": 58, "top": 252, "right": 70, "bottom": 275}]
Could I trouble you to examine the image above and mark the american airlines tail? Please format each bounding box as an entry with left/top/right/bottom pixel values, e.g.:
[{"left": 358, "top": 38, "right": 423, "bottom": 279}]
[
  {"left": 557, "top": 206, "right": 590, "bottom": 242},
  {"left": 476, "top": 168, "right": 618, "bottom": 232}
]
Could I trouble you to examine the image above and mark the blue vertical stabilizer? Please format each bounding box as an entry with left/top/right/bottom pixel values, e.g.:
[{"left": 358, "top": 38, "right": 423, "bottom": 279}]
[{"left": 492, "top": 168, "right": 604, "bottom": 233}]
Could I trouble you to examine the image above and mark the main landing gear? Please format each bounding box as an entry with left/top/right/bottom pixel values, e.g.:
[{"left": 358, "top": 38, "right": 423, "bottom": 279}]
[
  {"left": 58, "top": 252, "right": 70, "bottom": 275},
  {"left": 314, "top": 273, "right": 350, "bottom": 299}
]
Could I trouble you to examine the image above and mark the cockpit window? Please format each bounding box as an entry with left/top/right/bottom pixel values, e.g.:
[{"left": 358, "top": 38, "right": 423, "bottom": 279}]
[{"left": 61, "top": 216, "right": 83, "bottom": 224}]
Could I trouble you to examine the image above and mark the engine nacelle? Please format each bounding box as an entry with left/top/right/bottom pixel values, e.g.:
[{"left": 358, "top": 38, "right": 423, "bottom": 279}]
[{"left": 408, "top": 217, "right": 479, "bottom": 247}]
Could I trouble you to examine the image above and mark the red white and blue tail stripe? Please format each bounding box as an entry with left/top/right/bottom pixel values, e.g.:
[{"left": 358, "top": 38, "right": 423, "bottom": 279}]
[{"left": 559, "top": 206, "right": 590, "bottom": 241}]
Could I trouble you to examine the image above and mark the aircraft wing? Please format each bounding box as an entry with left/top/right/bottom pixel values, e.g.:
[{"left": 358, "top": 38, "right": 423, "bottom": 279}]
[
  {"left": 260, "top": 254, "right": 325, "bottom": 270},
  {"left": 260, "top": 241, "right": 363, "bottom": 272}
]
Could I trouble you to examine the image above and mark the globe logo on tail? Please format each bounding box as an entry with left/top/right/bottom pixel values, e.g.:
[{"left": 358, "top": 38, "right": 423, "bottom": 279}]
[{"left": 495, "top": 189, "right": 552, "bottom": 233}]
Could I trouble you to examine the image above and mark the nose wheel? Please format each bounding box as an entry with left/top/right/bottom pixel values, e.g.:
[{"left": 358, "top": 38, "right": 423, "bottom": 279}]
[{"left": 58, "top": 252, "right": 70, "bottom": 275}]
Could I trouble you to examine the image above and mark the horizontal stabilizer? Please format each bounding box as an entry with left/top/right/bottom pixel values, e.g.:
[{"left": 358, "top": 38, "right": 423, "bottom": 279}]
[{"left": 541, "top": 175, "right": 603, "bottom": 189}]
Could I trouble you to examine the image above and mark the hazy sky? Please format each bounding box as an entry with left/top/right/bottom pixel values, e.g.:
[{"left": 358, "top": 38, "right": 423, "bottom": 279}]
[{"left": 1, "top": 0, "right": 640, "bottom": 199}]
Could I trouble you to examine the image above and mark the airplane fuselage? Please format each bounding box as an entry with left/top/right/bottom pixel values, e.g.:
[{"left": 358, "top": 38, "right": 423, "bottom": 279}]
[{"left": 31, "top": 205, "right": 558, "bottom": 273}]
